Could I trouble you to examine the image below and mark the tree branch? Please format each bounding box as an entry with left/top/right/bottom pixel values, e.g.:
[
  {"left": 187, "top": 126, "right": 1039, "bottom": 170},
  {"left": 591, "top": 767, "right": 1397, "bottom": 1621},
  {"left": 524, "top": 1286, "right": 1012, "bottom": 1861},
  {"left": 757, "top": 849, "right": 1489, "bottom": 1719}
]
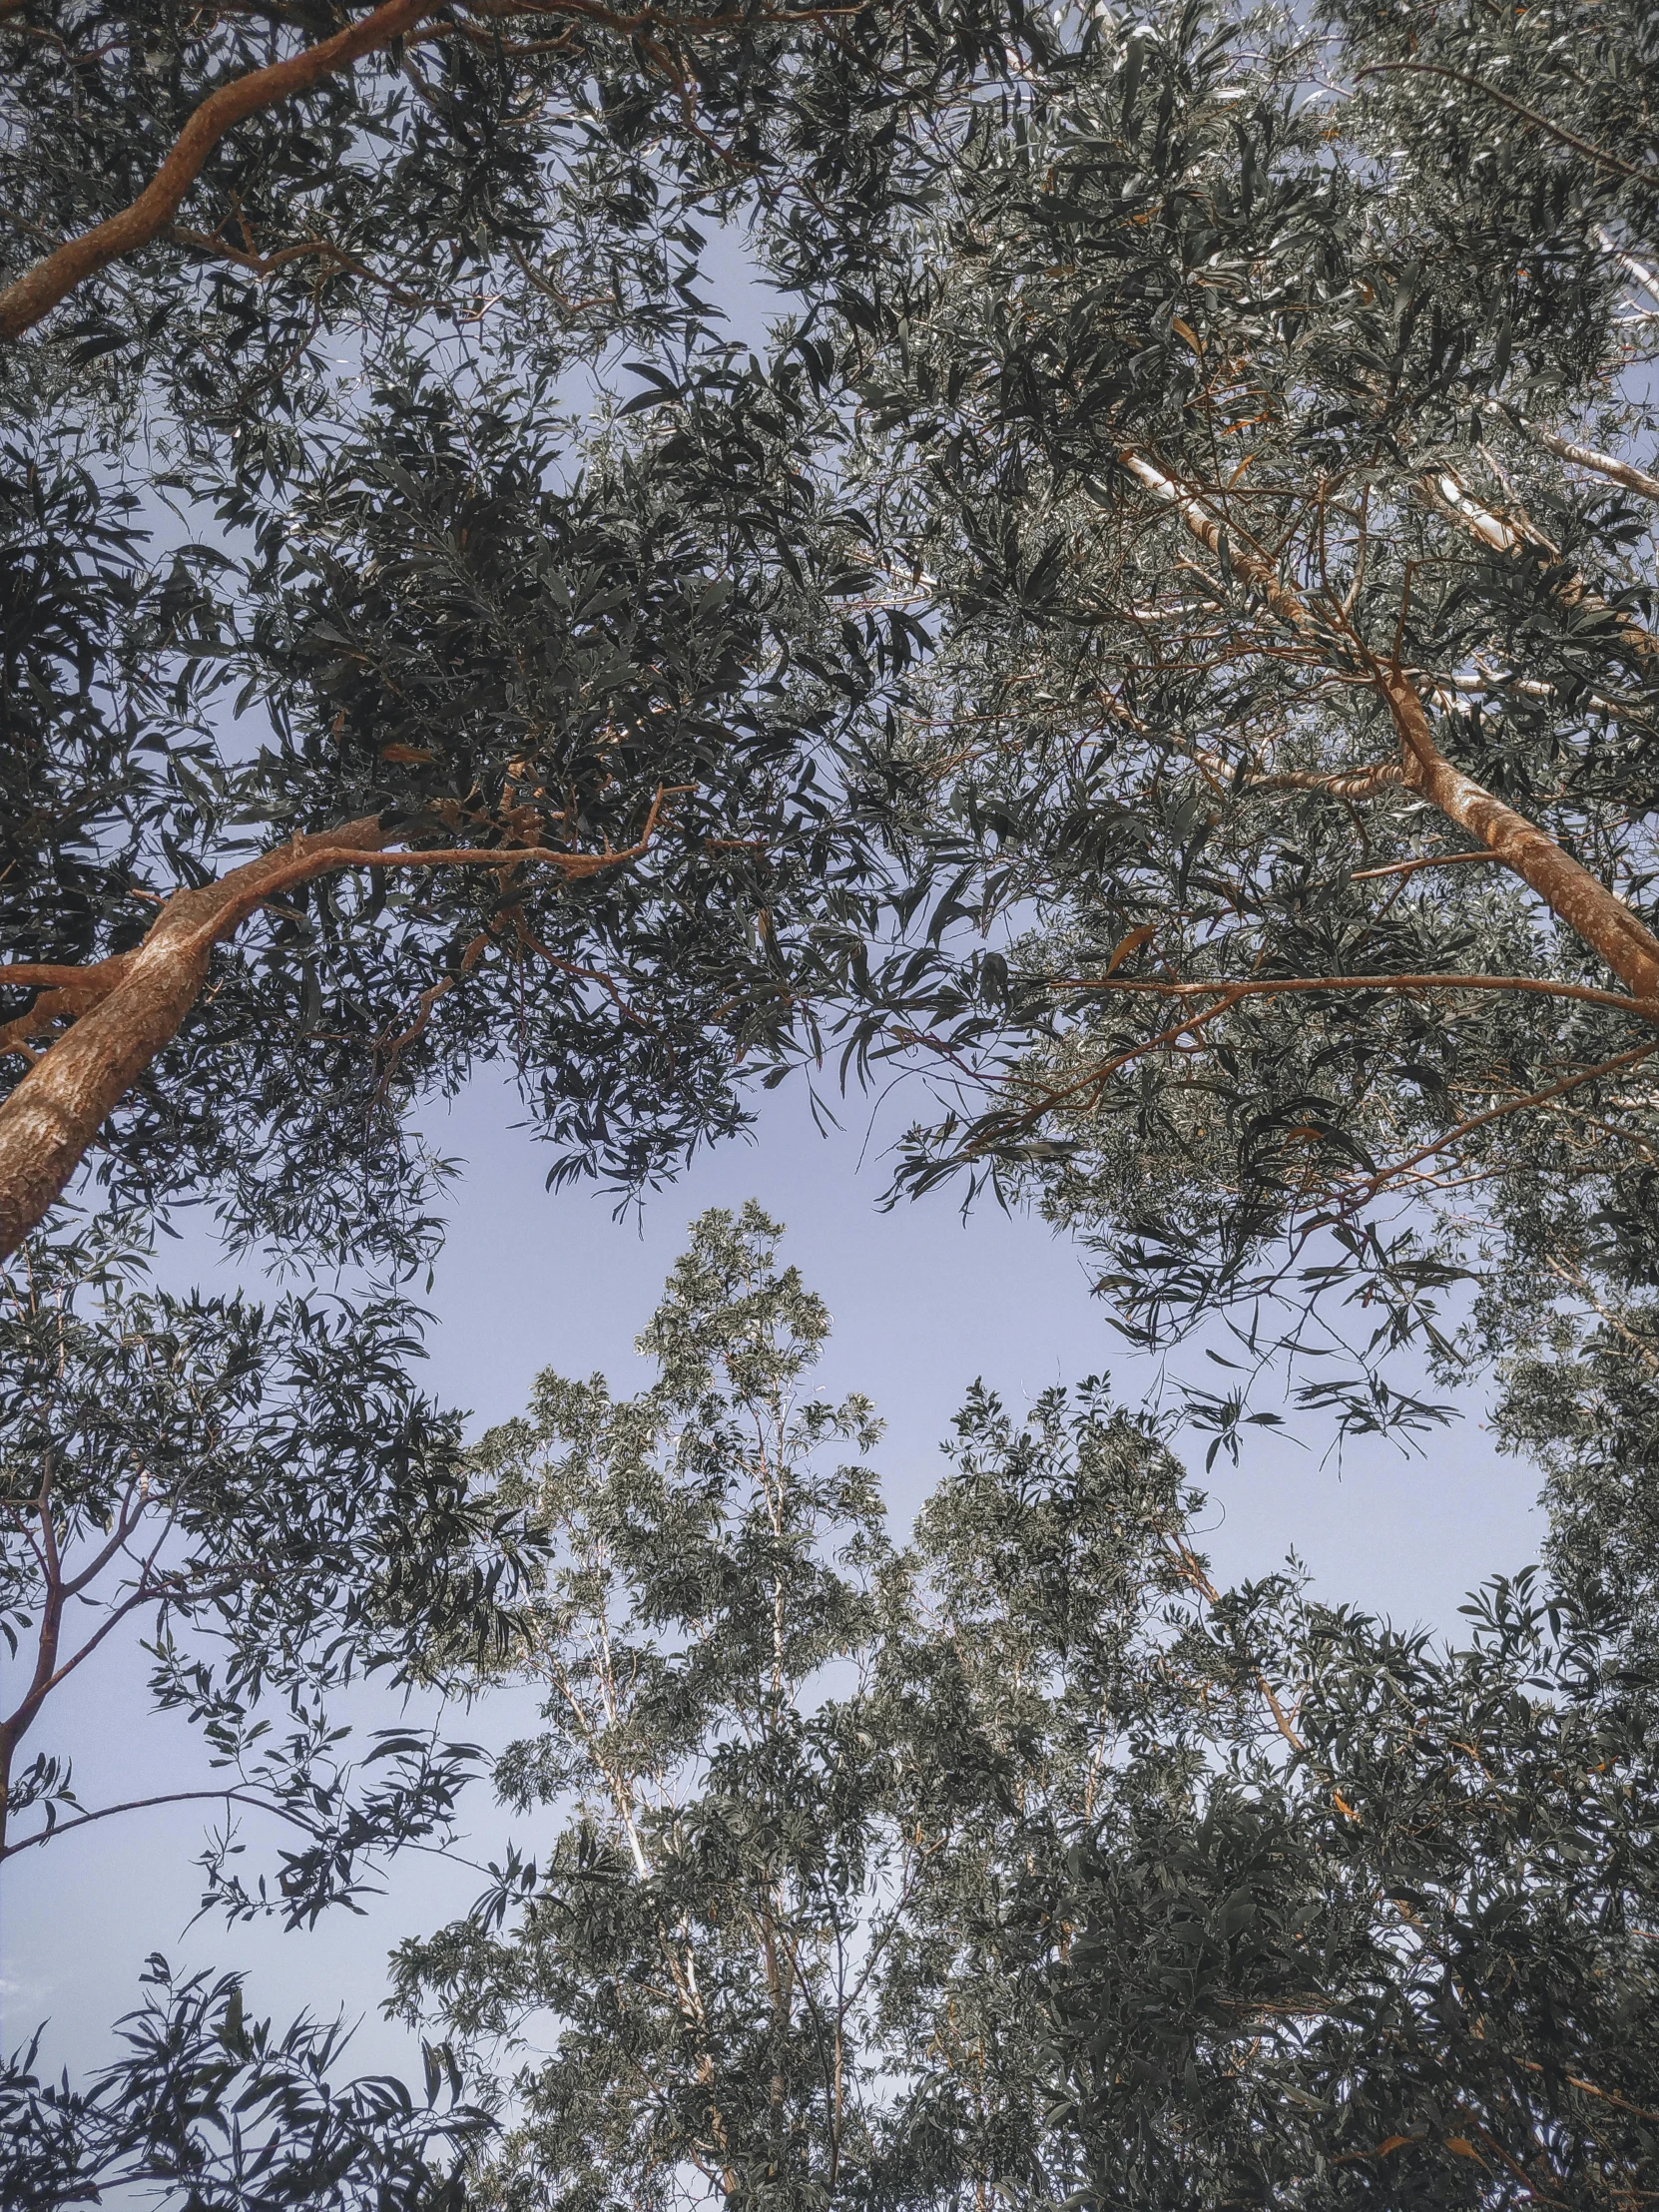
[
  {"left": 2, "top": 1784, "right": 318, "bottom": 1858},
  {"left": 1326, "top": 1042, "right": 1659, "bottom": 1214},
  {"left": 1372, "top": 656, "right": 1659, "bottom": 1000},
  {"left": 0, "top": 0, "right": 437, "bottom": 341},
  {"left": 1118, "top": 446, "right": 1659, "bottom": 1001},
  {"left": 1356, "top": 60, "right": 1659, "bottom": 190},
  {"left": 0, "top": 0, "right": 864, "bottom": 340},
  {"left": 1047, "top": 969, "right": 1653, "bottom": 1017},
  {"left": 1508, "top": 415, "right": 1659, "bottom": 508},
  {"left": 0, "top": 794, "right": 679, "bottom": 1259}
]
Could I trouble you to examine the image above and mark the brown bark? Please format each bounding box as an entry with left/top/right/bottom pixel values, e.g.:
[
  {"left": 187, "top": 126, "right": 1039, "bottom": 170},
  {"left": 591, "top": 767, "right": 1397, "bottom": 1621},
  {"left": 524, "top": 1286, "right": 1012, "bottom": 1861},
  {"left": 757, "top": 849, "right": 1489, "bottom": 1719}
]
[
  {"left": 1422, "top": 469, "right": 1659, "bottom": 673},
  {"left": 1376, "top": 661, "right": 1659, "bottom": 1002},
  {"left": 0, "top": 0, "right": 433, "bottom": 342},
  {"left": 1121, "top": 448, "right": 1659, "bottom": 1005},
  {"left": 0, "top": 0, "right": 847, "bottom": 342},
  {"left": 0, "top": 804, "right": 670, "bottom": 1259}
]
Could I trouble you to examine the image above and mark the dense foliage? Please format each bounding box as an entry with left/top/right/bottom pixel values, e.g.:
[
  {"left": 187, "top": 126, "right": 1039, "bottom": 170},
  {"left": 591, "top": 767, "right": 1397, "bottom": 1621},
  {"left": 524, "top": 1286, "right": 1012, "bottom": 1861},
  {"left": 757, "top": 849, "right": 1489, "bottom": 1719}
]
[
  {"left": 8, "top": 0, "right": 1659, "bottom": 2202},
  {"left": 830, "top": 0, "right": 1659, "bottom": 1443},
  {"left": 390, "top": 1209, "right": 1659, "bottom": 2210}
]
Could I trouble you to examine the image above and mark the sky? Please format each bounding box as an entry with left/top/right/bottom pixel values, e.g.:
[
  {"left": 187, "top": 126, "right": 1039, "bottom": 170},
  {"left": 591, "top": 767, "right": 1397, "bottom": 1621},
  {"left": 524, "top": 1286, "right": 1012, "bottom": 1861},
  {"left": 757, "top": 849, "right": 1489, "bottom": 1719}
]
[
  {"left": 0, "top": 208, "right": 1565, "bottom": 2134},
  {"left": 2, "top": 1063, "right": 1548, "bottom": 2093}
]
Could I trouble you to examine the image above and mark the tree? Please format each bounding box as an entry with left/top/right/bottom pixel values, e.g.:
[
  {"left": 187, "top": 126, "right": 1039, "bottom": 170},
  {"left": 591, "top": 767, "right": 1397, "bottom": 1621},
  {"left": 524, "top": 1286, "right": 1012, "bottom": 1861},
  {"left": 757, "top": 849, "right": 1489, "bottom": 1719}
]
[
  {"left": 0, "top": 0, "right": 1044, "bottom": 1266},
  {"left": 819, "top": 0, "right": 1659, "bottom": 1433},
  {"left": 0, "top": 1211, "right": 536, "bottom": 1922},
  {"left": 0, "top": 15, "right": 1015, "bottom": 2188},
  {"left": 0, "top": 349, "right": 907, "bottom": 1267},
  {"left": 388, "top": 1203, "right": 910, "bottom": 2208},
  {"left": 399, "top": 1209, "right": 1659, "bottom": 2210}
]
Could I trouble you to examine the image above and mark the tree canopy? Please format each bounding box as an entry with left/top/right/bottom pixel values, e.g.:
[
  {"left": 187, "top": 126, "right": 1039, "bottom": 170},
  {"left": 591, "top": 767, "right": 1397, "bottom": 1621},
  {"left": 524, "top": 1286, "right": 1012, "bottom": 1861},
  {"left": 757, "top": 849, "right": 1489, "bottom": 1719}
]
[
  {"left": 384, "top": 1207, "right": 1659, "bottom": 2210},
  {"left": 830, "top": 0, "right": 1659, "bottom": 1436},
  {"left": 9, "top": 0, "right": 1659, "bottom": 2203}
]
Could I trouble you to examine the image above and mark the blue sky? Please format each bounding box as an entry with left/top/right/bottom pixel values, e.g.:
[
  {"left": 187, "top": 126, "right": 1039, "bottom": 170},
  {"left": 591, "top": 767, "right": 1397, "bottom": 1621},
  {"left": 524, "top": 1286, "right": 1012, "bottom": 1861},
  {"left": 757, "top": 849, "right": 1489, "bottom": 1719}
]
[{"left": 3, "top": 1064, "right": 1546, "bottom": 2089}]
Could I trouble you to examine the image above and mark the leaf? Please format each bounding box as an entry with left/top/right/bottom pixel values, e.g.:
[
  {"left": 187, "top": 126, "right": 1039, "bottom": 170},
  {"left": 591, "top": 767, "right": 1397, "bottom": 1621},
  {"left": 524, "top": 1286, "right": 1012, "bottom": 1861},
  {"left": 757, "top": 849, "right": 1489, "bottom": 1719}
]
[{"left": 1102, "top": 924, "right": 1157, "bottom": 976}]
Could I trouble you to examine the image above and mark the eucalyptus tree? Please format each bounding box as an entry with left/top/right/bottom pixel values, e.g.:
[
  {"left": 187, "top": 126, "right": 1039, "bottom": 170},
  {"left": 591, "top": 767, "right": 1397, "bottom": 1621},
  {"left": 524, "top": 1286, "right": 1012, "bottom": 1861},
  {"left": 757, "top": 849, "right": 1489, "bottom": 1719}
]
[
  {"left": 891, "top": 1377, "right": 1659, "bottom": 2210},
  {"left": 0, "top": 1214, "right": 526, "bottom": 2204},
  {"left": 0, "top": 0, "right": 1035, "bottom": 1269},
  {"left": 388, "top": 1203, "right": 911, "bottom": 2210},
  {"left": 0, "top": 15, "right": 1012, "bottom": 2197},
  {"left": 0, "top": 344, "right": 917, "bottom": 1269},
  {"left": 396, "top": 1209, "right": 1659, "bottom": 2209},
  {"left": 827, "top": 0, "right": 1659, "bottom": 1429}
]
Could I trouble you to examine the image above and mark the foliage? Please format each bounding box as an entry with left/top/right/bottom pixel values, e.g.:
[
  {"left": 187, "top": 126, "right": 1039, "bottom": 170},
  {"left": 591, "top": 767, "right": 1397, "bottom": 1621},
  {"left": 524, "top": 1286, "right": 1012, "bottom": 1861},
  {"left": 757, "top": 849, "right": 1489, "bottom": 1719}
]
[
  {"left": 394, "top": 1211, "right": 1659, "bottom": 2209},
  {"left": 10, "top": 3, "right": 1659, "bottom": 2203},
  {"left": 815, "top": 0, "right": 1659, "bottom": 1439},
  {"left": 0, "top": 0, "right": 1033, "bottom": 1267},
  {"left": 0, "top": 1213, "right": 530, "bottom": 1925},
  {"left": 389, "top": 1203, "right": 905, "bottom": 2208},
  {"left": 1, "top": 1956, "right": 487, "bottom": 2211}
]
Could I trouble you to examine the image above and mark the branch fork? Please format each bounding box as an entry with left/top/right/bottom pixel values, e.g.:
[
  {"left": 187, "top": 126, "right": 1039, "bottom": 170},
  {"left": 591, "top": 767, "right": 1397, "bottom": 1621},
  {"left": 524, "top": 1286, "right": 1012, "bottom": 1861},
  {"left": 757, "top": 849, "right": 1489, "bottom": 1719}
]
[{"left": 0, "top": 792, "right": 680, "bottom": 1259}]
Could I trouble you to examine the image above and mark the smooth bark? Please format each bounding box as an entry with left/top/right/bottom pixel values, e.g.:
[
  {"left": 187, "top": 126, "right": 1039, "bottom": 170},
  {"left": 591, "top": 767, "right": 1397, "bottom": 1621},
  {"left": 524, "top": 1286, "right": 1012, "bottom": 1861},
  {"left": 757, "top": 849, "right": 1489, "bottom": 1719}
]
[
  {"left": 1121, "top": 448, "right": 1659, "bottom": 1004},
  {"left": 0, "top": 807, "right": 665, "bottom": 1257}
]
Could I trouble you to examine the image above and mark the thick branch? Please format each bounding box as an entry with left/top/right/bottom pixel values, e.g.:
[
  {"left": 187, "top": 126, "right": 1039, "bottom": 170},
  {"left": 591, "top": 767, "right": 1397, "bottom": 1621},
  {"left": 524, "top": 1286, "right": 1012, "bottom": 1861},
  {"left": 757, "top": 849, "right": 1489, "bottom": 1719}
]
[
  {"left": 1120, "top": 448, "right": 1659, "bottom": 1002},
  {"left": 0, "top": 0, "right": 857, "bottom": 340},
  {"left": 0, "top": 802, "right": 672, "bottom": 1259},
  {"left": 1512, "top": 417, "right": 1659, "bottom": 508},
  {"left": 0, "top": 0, "right": 435, "bottom": 342},
  {"left": 1375, "top": 661, "right": 1659, "bottom": 1000}
]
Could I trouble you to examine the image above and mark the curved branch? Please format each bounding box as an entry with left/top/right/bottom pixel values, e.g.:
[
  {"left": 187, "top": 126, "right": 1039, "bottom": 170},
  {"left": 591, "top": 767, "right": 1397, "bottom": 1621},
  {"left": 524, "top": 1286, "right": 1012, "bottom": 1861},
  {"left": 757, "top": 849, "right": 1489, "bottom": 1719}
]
[
  {"left": 0, "top": 0, "right": 862, "bottom": 340},
  {"left": 0, "top": 795, "right": 677, "bottom": 1259},
  {"left": 0, "top": 0, "right": 436, "bottom": 342},
  {"left": 0, "top": 1785, "right": 315, "bottom": 1858},
  {"left": 1355, "top": 59, "right": 1659, "bottom": 189}
]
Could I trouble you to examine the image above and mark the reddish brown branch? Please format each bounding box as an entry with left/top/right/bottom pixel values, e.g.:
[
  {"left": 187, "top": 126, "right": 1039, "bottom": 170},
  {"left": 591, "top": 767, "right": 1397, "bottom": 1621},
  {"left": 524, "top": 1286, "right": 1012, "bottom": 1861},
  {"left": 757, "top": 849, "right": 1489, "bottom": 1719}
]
[
  {"left": 1322, "top": 1042, "right": 1659, "bottom": 1219},
  {"left": 1120, "top": 445, "right": 1659, "bottom": 1002},
  {"left": 1349, "top": 850, "right": 1501, "bottom": 883},
  {"left": 0, "top": 0, "right": 862, "bottom": 340},
  {"left": 986, "top": 991, "right": 1245, "bottom": 1141},
  {"left": 1374, "top": 660, "right": 1659, "bottom": 999},
  {"left": 0, "top": 0, "right": 436, "bottom": 341},
  {"left": 0, "top": 796, "right": 676, "bottom": 1258}
]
